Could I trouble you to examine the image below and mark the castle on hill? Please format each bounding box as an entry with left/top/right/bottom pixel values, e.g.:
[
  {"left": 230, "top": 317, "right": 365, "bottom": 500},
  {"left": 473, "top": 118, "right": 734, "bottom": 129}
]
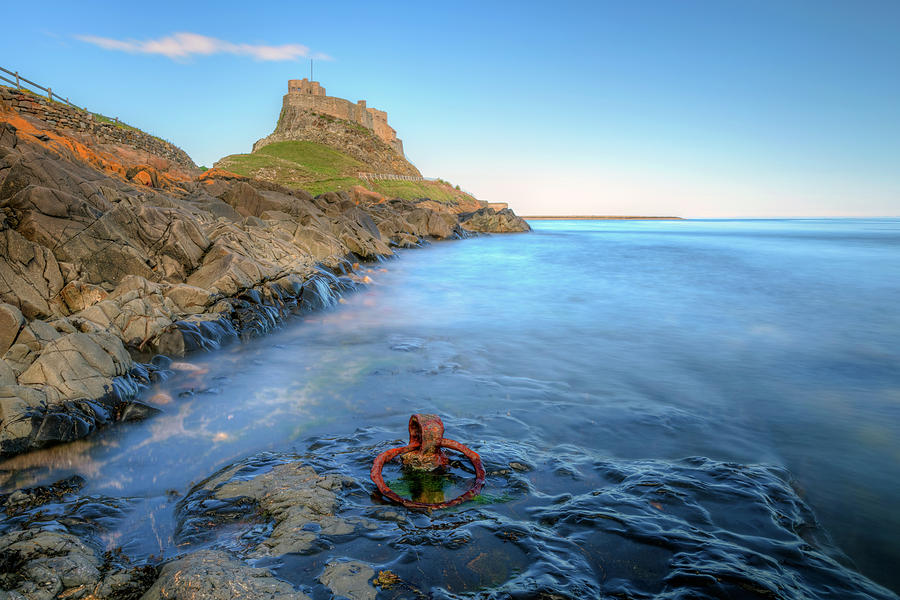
[
  {"left": 284, "top": 78, "right": 404, "bottom": 156},
  {"left": 252, "top": 78, "right": 421, "bottom": 177}
]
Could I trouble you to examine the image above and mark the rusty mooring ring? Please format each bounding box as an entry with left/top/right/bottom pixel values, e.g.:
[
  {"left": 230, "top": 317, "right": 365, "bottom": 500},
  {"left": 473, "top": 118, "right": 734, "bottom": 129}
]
[{"left": 370, "top": 415, "right": 486, "bottom": 510}]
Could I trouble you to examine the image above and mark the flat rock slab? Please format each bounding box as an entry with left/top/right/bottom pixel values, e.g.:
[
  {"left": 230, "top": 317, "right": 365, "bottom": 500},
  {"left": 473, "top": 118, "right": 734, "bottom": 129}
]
[
  {"left": 176, "top": 456, "right": 370, "bottom": 559},
  {"left": 140, "top": 550, "right": 310, "bottom": 600},
  {"left": 319, "top": 560, "right": 376, "bottom": 600}
]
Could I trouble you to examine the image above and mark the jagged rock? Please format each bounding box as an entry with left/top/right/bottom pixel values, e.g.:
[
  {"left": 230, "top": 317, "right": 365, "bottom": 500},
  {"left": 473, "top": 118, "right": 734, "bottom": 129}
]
[
  {"left": 163, "top": 284, "right": 216, "bottom": 315},
  {"left": 290, "top": 224, "right": 346, "bottom": 260},
  {"left": 194, "top": 196, "right": 242, "bottom": 221},
  {"left": 140, "top": 550, "right": 309, "bottom": 600},
  {"left": 0, "top": 529, "right": 102, "bottom": 600},
  {"left": 402, "top": 205, "right": 460, "bottom": 239},
  {"left": 460, "top": 207, "right": 532, "bottom": 233},
  {"left": 103, "top": 276, "right": 178, "bottom": 345},
  {"left": 17, "top": 332, "right": 133, "bottom": 401},
  {"left": 1, "top": 318, "right": 62, "bottom": 380},
  {"left": 152, "top": 315, "right": 238, "bottom": 357},
  {"left": 15, "top": 319, "right": 63, "bottom": 351},
  {"left": 174, "top": 456, "right": 369, "bottom": 564},
  {"left": 110, "top": 203, "right": 210, "bottom": 281},
  {"left": 0, "top": 385, "right": 46, "bottom": 446},
  {"left": 59, "top": 280, "right": 108, "bottom": 313},
  {"left": 0, "top": 302, "right": 25, "bottom": 355},
  {"left": 186, "top": 243, "right": 270, "bottom": 297},
  {"left": 0, "top": 359, "right": 15, "bottom": 385},
  {"left": 0, "top": 228, "right": 65, "bottom": 319}
]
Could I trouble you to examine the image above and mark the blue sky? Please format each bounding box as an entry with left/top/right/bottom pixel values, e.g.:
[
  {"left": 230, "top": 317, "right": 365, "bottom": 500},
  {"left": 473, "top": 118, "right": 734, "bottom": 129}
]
[{"left": 2, "top": 0, "right": 898, "bottom": 216}]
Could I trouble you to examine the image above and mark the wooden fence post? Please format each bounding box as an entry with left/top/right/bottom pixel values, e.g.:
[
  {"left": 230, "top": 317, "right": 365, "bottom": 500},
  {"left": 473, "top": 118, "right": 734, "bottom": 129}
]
[{"left": 14, "top": 72, "right": 20, "bottom": 90}]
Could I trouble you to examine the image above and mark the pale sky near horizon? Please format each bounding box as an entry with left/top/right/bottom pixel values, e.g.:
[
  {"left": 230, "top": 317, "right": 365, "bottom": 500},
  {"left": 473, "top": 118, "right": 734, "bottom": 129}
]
[{"left": 1, "top": 1, "right": 898, "bottom": 217}]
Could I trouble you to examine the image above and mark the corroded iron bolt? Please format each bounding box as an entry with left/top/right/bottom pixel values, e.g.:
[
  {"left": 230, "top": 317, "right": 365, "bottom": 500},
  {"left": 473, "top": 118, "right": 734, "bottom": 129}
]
[
  {"left": 371, "top": 414, "right": 486, "bottom": 510},
  {"left": 401, "top": 414, "right": 450, "bottom": 472}
]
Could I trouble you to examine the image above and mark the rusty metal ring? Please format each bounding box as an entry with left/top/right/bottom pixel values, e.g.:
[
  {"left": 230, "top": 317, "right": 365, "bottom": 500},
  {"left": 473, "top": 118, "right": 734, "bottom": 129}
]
[{"left": 370, "top": 438, "right": 486, "bottom": 510}]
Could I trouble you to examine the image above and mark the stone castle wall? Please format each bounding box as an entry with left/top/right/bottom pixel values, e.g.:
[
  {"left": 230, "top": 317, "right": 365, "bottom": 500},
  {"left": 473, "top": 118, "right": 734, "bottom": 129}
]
[
  {"left": 282, "top": 79, "right": 404, "bottom": 156},
  {"left": 0, "top": 86, "right": 196, "bottom": 169},
  {"left": 253, "top": 109, "right": 421, "bottom": 177}
]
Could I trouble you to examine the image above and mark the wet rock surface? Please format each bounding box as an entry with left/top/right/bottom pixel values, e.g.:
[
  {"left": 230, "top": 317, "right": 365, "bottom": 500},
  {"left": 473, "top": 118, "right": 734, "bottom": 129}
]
[
  {"left": 1, "top": 435, "right": 897, "bottom": 600},
  {"left": 319, "top": 560, "right": 376, "bottom": 600},
  {"left": 140, "top": 550, "right": 309, "bottom": 600},
  {"left": 0, "top": 477, "right": 157, "bottom": 600},
  {"left": 176, "top": 454, "right": 362, "bottom": 557},
  {"left": 0, "top": 103, "right": 528, "bottom": 457}
]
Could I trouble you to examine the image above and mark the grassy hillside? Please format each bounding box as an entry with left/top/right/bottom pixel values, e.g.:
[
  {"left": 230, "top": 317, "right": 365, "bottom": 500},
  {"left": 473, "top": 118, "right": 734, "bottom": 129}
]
[{"left": 216, "top": 140, "right": 480, "bottom": 203}]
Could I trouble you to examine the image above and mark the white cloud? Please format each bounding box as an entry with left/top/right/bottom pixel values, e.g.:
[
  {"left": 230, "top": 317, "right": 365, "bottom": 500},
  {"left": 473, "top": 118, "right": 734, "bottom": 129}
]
[{"left": 75, "top": 32, "right": 331, "bottom": 62}]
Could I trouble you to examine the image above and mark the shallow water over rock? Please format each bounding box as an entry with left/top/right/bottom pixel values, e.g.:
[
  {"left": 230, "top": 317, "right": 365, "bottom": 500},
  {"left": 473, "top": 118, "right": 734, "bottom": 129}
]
[{"left": 1, "top": 219, "right": 899, "bottom": 597}]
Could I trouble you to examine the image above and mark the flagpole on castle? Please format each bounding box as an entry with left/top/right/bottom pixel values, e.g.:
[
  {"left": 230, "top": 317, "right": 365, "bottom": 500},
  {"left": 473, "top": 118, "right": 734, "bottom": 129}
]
[{"left": 310, "top": 58, "right": 314, "bottom": 81}]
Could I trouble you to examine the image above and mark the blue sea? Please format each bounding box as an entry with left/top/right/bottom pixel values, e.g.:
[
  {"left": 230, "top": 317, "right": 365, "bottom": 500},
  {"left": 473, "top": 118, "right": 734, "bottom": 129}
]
[{"left": 3, "top": 218, "right": 899, "bottom": 597}]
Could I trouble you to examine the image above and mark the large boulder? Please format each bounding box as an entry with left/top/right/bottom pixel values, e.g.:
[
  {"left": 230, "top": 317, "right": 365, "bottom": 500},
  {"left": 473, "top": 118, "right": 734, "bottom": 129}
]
[
  {"left": 0, "top": 228, "right": 65, "bottom": 319},
  {"left": 58, "top": 280, "right": 108, "bottom": 314},
  {"left": 459, "top": 207, "right": 532, "bottom": 233},
  {"left": 0, "top": 302, "right": 25, "bottom": 355},
  {"left": 0, "top": 385, "right": 48, "bottom": 450},
  {"left": 17, "top": 332, "right": 132, "bottom": 401}
]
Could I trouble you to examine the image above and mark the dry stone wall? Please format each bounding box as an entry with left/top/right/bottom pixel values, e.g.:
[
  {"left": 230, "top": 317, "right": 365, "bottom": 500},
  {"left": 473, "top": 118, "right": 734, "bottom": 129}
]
[{"left": 0, "top": 86, "right": 195, "bottom": 169}]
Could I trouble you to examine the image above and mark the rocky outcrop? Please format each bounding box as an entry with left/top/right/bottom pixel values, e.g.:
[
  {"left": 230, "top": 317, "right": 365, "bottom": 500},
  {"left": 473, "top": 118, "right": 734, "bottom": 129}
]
[
  {"left": 0, "top": 93, "right": 532, "bottom": 456},
  {"left": 0, "top": 104, "right": 481, "bottom": 456},
  {"left": 459, "top": 207, "right": 532, "bottom": 233},
  {"left": 253, "top": 109, "right": 421, "bottom": 177}
]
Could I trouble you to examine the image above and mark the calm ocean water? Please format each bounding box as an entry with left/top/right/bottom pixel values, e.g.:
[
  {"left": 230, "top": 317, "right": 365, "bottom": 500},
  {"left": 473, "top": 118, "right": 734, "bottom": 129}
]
[{"left": 3, "top": 218, "right": 899, "bottom": 597}]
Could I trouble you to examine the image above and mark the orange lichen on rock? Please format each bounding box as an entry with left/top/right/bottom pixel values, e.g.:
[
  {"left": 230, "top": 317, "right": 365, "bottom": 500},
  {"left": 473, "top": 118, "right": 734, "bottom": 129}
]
[
  {"left": 349, "top": 185, "right": 386, "bottom": 205},
  {"left": 0, "top": 103, "right": 195, "bottom": 194},
  {"left": 132, "top": 169, "right": 154, "bottom": 187},
  {"left": 1, "top": 104, "right": 125, "bottom": 177}
]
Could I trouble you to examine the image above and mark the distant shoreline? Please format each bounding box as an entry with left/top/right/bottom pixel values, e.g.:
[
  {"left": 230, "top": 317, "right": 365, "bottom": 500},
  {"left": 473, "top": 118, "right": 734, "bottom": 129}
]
[{"left": 521, "top": 216, "right": 683, "bottom": 220}]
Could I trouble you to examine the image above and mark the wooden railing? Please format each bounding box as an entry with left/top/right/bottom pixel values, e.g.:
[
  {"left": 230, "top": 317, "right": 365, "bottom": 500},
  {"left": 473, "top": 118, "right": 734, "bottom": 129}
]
[
  {"left": 358, "top": 172, "right": 436, "bottom": 182},
  {"left": 0, "top": 65, "right": 85, "bottom": 111},
  {"left": 0, "top": 65, "right": 132, "bottom": 126}
]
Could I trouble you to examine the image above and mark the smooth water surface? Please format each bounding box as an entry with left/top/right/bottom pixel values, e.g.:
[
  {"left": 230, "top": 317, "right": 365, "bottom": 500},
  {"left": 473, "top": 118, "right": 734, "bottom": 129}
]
[{"left": 3, "top": 218, "right": 899, "bottom": 596}]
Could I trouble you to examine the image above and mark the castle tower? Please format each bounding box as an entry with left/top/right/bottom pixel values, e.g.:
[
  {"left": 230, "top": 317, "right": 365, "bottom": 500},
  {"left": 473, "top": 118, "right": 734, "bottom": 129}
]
[
  {"left": 260, "top": 77, "right": 410, "bottom": 162},
  {"left": 287, "top": 78, "right": 325, "bottom": 96}
]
